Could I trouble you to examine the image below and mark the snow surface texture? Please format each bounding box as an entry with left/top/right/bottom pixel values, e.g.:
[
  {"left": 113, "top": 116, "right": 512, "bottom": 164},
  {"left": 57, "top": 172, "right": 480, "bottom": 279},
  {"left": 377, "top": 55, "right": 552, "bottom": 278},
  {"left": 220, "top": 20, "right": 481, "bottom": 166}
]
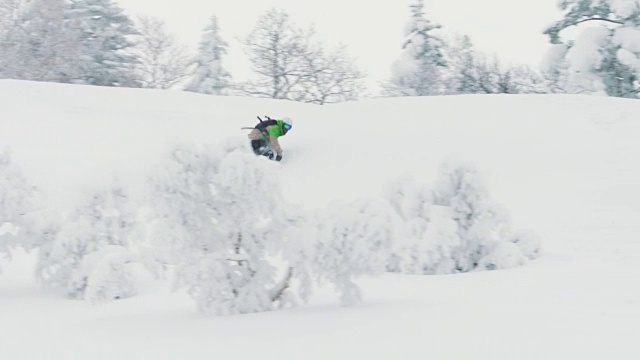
[{"left": 1, "top": 80, "right": 639, "bottom": 359}]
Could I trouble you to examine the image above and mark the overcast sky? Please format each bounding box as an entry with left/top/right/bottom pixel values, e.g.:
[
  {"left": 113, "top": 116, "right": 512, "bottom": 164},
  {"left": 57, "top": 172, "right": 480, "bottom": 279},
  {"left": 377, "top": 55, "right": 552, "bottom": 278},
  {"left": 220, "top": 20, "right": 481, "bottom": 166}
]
[{"left": 115, "top": 0, "right": 562, "bottom": 85}]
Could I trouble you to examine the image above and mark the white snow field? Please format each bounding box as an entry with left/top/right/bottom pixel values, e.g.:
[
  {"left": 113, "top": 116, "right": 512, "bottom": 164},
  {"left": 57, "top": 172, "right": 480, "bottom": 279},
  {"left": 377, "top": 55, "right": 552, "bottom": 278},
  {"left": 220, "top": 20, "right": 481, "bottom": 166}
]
[{"left": 1, "top": 79, "right": 639, "bottom": 359}]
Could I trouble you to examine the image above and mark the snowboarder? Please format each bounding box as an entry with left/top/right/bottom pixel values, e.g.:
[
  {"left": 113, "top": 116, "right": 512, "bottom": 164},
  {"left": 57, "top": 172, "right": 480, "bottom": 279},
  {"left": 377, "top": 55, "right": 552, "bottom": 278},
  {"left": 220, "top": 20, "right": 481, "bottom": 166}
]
[{"left": 248, "top": 116, "right": 293, "bottom": 161}]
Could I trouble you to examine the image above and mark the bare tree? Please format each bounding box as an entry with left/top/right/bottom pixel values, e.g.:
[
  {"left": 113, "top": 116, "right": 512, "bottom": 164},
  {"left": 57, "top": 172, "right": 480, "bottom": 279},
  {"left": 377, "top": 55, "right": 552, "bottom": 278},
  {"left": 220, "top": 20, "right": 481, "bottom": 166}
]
[
  {"left": 440, "top": 35, "right": 549, "bottom": 95},
  {"left": 301, "top": 46, "right": 366, "bottom": 104},
  {"left": 240, "top": 9, "right": 308, "bottom": 99},
  {"left": 132, "top": 15, "right": 192, "bottom": 89},
  {"left": 472, "top": 55, "right": 547, "bottom": 94},
  {"left": 240, "top": 8, "right": 365, "bottom": 103}
]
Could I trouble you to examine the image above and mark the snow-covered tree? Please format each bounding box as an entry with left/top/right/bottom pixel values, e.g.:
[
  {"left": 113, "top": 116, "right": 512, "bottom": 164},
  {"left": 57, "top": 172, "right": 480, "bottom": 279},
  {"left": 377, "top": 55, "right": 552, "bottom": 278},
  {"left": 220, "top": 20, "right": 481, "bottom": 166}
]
[
  {"left": 0, "top": 0, "right": 30, "bottom": 37},
  {"left": 443, "top": 35, "right": 478, "bottom": 94},
  {"left": 132, "top": 15, "right": 192, "bottom": 89},
  {"left": 383, "top": 0, "right": 446, "bottom": 96},
  {"left": 148, "top": 141, "right": 306, "bottom": 315},
  {"left": 473, "top": 55, "right": 524, "bottom": 94},
  {"left": 0, "top": 0, "right": 144, "bottom": 86},
  {"left": 36, "top": 184, "right": 141, "bottom": 300},
  {"left": 68, "top": 0, "right": 139, "bottom": 87},
  {"left": 240, "top": 8, "right": 365, "bottom": 103},
  {"left": 0, "top": 150, "right": 43, "bottom": 272},
  {"left": 442, "top": 35, "right": 548, "bottom": 95},
  {"left": 541, "top": 44, "right": 572, "bottom": 93},
  {"left": 185, "top": 15, "right": 232, "bottom": 95},
  {"left": 0, "top": 0, "right": 83, "bottom": 82},
  {"left": 544, "top": 0, "right": 640, "bottom": 97}
]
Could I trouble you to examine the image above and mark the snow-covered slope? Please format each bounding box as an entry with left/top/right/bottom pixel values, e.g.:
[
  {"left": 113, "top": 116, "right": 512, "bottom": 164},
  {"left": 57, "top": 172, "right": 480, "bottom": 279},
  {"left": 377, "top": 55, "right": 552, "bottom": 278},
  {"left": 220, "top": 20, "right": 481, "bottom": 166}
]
[{"left": 1, "top": 80, "right": 639, "bottom": 359}]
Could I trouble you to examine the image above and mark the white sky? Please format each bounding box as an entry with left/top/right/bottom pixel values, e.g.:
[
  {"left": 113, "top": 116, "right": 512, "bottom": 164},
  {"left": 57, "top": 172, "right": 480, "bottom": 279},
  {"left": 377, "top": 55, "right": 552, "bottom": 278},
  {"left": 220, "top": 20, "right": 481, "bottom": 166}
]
[{"left": 115, "top": 0, "right": 562, "bottom": 85}]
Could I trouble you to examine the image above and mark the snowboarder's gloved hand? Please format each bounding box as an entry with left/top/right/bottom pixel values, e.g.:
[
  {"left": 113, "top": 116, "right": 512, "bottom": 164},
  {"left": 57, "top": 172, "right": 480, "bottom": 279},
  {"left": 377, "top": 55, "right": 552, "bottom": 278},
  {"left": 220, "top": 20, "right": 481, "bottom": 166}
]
[{"left": 275, "top": 155, "right": 282, "bottom": 161}]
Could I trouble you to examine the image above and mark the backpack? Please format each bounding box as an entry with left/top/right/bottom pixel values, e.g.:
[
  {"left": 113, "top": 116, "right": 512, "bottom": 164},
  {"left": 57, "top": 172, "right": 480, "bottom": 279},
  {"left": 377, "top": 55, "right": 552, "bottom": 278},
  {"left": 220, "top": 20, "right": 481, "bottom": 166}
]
[
  {"left": 255, "top": 119, "right": 278, "bottom": 132},
  {"left": 254, "top": 116, "right": 278, "bottom": 137}
]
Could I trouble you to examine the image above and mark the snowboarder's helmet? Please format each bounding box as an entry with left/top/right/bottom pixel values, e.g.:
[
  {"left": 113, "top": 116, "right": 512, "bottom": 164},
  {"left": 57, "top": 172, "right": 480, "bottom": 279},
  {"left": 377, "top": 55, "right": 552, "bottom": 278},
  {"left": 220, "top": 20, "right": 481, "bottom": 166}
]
[{"left": 283, "top": 117, "right": 293, "bottom": 131}]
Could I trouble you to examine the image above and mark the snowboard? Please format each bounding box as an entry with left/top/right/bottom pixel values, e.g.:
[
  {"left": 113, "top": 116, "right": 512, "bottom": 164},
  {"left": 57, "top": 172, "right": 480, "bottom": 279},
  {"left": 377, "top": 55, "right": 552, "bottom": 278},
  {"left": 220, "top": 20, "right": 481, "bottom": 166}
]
[{"left": 254, "top": 143, "right": 276, "bottom": 160}]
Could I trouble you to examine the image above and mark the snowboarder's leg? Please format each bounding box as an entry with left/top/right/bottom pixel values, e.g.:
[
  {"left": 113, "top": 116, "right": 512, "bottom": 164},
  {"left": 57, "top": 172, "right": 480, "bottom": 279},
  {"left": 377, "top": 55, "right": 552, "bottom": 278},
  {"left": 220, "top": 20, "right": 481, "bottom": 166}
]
[
  {"left": 251, "top": 139, "right": 266, "bottom": 155},
  {"left": 251, "top": 139, "right": 275, "bottom": 159}
]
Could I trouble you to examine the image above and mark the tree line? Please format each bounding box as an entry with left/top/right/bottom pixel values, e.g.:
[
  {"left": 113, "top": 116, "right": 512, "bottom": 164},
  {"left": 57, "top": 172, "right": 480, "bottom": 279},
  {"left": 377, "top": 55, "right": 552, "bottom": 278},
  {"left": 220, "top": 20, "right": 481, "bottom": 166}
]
[{"left": 1, "top": 0, "right": 639, "bottom": 100}]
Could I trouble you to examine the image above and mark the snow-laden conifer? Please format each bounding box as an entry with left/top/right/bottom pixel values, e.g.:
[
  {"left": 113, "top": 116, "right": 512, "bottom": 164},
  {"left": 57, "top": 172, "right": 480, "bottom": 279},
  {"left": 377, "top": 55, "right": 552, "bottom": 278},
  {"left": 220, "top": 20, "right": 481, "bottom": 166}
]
[
  {"left": 0, "top": 0, "right": 83, "bottom": 82},
  {"left": 544, "top": 0, "right": 640, "bottom": 97},
  {"left": 383, "top": 0, "right": 446, "bottom": 96},
  {"left": 68, "top": 0, "right": 139, "bottom": 87},
  {"left": 185, "top": 15, "right": 232, "bottom": 95}
]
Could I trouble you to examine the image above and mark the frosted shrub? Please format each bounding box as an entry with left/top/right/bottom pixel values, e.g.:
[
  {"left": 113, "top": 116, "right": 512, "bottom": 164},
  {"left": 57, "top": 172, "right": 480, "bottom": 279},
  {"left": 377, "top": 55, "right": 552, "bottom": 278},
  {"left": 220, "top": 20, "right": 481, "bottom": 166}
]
[
  {"left": 312, "top": 199, "right": 398, "bottom": 305},
  {"left": 0, "top": 150, "right": 42, "bottom": 273},
  {"left": 149, "top": 141, "right": 302, "bottom": 315},
  {"left": 433, "top": 159, "right": 539, "bottom": 271},
  {"left": 384, "top": 175, "right": 461, "bottom": 274},
  {"left": 476, "top": 242, "right": 527, "bottom": 271},
  {"left": 71, "top": 245, "right": 140, "bottom": 303},
  {"left": 433, "top": 159, "right": 515, "bottom": 271},
  {"left": 386, "top": 159, "right": 539, "bottom": 274},
  {"left": 36, "top": 185, "right": 141, "bottom": 300},
  {"left": 508, "top": 229, "right": 542, "bottom": 260}
]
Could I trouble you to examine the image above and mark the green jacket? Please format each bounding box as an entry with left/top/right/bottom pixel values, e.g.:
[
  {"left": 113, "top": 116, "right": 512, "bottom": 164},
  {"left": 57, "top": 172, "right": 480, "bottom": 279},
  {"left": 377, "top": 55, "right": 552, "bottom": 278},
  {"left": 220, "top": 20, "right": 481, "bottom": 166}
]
[{"left": 261, "top": 119, "right": 287, "bottom": 140}]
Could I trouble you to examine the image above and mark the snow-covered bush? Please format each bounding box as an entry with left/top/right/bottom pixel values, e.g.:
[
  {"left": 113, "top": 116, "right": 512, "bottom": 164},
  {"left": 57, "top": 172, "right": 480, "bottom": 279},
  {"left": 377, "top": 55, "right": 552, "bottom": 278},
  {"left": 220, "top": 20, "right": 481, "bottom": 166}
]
[
  {"left": 0, "top": 150, "right": 43, "bottom": 273},
  {"left": 508, "top": 229, "right": 542, "bottom": 260},
  {"left": 311, "top": 199, "right": 399, "bottom": 305},
  {"left": 432, "top": 159, "right": 514, "bottom": 272},
  {"left": 385, "top": 159, "right": 539, "bottom": 274},
  {"left": 70, "top": 245, "right": 140, "bottom": 303},
  {"left": 149, "top": 140, "right": 399, "bottom": 314},
  {"left": 384, "top": 175, "right": 461, "bottom": 274},
  {"left": 476, "top": 242, "right": 527, "bottom": 271},
  {"left": 148, "top": 140, "right": 306, "bottom": 315},
  {"left": 36, "top": 184, "right": 141, "bottom": 300}
]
